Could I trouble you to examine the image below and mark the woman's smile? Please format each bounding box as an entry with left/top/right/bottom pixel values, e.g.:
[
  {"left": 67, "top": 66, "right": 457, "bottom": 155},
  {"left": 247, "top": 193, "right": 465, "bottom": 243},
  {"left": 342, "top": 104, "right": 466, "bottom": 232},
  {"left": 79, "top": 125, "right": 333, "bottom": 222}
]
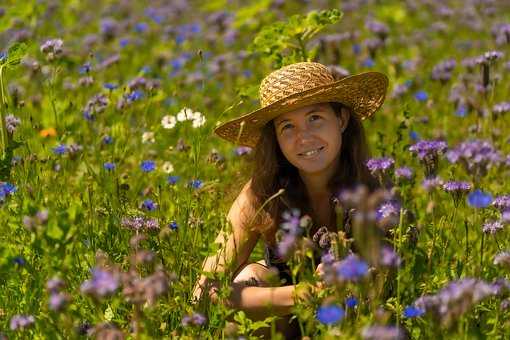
[{"left": 298, "top": 146, "right": 325, "bottom": 158}]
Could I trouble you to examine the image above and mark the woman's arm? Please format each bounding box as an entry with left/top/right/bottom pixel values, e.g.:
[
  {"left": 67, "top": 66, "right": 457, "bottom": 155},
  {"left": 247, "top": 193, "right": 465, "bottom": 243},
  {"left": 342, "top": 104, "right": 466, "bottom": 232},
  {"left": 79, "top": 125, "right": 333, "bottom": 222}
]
[{"left": 192, "top": 180, "right": 261, "bottom": 302}]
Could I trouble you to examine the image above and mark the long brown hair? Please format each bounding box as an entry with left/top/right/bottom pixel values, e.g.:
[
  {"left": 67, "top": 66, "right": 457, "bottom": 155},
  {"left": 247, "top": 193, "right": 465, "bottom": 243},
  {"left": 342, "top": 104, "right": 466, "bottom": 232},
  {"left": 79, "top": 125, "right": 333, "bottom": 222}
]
[{"left": 247, "top": 102, "right": 377, "bottom": 244}]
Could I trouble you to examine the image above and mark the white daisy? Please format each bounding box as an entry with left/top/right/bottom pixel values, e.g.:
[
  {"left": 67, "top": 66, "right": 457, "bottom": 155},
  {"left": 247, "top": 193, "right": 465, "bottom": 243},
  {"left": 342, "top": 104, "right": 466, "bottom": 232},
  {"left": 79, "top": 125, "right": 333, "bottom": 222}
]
[
  {"left": 192, "top": 115, "right": 206, "bottom": 128},
  {"left": 142, "top": 131, "right": 155, "bottom": 144},
  {"left": 162, "top": 161, "right": 174, "bottom": 173},
  {"left": 161, "top": 115, "right": 177, "bottom": 129}
]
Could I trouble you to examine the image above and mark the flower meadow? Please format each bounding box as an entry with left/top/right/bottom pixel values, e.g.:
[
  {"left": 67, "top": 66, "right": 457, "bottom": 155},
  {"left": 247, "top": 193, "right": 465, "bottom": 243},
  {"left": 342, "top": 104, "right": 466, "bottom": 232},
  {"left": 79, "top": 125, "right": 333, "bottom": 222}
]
[{"left": 1, "top": 0, "right": 510, "bottom": 338}]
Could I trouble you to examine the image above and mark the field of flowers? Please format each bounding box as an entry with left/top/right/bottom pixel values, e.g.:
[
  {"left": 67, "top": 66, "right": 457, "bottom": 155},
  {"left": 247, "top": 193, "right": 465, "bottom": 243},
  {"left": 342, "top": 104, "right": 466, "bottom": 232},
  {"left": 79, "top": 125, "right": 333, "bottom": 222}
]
[{"left": 0, "top": 0, "right": 510, "bottom": 338}]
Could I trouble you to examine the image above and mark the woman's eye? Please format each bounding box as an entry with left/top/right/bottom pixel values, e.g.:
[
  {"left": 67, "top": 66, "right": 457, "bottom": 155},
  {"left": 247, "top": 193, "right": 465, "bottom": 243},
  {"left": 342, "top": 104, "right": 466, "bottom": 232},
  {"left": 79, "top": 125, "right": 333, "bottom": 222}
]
[
  {"left": 310, "top": 115, "right": 322, "bottom": 122},
  {"left": 281, "top": 124, "right": 293, "bottom": 132}
]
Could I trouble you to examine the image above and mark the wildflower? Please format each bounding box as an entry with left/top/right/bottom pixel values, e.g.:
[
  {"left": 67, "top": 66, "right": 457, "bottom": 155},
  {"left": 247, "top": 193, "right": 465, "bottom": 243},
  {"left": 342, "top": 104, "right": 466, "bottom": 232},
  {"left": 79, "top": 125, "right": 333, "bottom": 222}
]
[
  {"left": 345, "top": 296, "right": 358, "bottom": 308},
  {"left": 161, "top": 115, "right": 177, "bottom": 129},
  {"left": 141, "top": 131, "right": 155, "bottom": 144},
  {"left": 467, "top": 189, "right": 492, "bottom": 208},
  {"left": 422, "top": 176, "right": 444, "bottom": 192},
  {"left": 442, "top": 181, "right": 471, "bottom": 206},
  {"left": 234, "top": 146, "right": 252, "bottom": 156},
  {"left": 362, "top": 325, "right": 406, "bottom": 340},
  {"left": 102, "top": 135, "right": 113, "bottom": 145},
  {"left": 493, "top": 195, "right": 510, "bottom": 211},
  {"left": 380, "top": 246, "right": 402, "bottom": 267},
  {"left": 482, "top": 220, "right": 504, "bottom": 234},
  {"left": 141, "top": 199, "right": 157, "bottom": 211},
  {"left": 103, "top": 162, "right": 115, "bottom": 171},
  {"left": 414, "top": 90, "right": 428, "bottom": 102},
  {"left": 409, "top": 140, "right": 447, "bottom": 176},
  {"left": 5, "top": 114, "right": 21, "bottom": 134},
  {"left": 280, "top": 208, "right": 303, "bottom": 235},
  {"left": 10, "top": 315, "right": 35, "bottom": 330},
  {"left": 40, "top": 39, "right": 63, "bottom": 60},
  {"left": 366, "top": 157, "right": 394, "bottom": 177},
  {"left": 80, "top": 267, "right": 119, "bottom": 299},
  {"left": 177, "top": 107, "right": 194, "bottom": 121},
  {"left": 40, "top": 127, "right": 57, "bottom": 137},
  {"left": 403, "top": 305, "right": 425, "bottom": 318},
  {"left": 316, "top": 304, "right": 345, "bottom": 324},
  {"left": 414, "top": 278, "right": 500, "bottom": 326},
  {"left": 49, "top": 292, "right": 70, "bottom": 312},
  {"left": 0, "top": 182, "right": 16, "bottom": 201},
  {"left": 336, "top": 254, "right": 369, "bottom": 281},
  {"left": 189, "top": 179, "right": 203, "bottom": 189},
  {"left": 494, "top": 251, "right": 510, "bottom": 268},
  {"left": 192, "top": 113, "right": 206, "bottom": 128},
  {"left": 140, "top": 160, "right": 156, "bottom": 172},
  {"left": 13, "top": 256, "right": 25, "bottom": 265},
  {"left": 376, "top": 201, "right": 400, "bottom": 229},
  {"left": 182, "top": 312, "right": 207, "bottom": 326},
  {"left": 169, "top": 221, "right": 178, "bottom": 230},
  {"left": 431, "top": 59, "right": 456, "bottom": 83},
  {"left": 446, "top": 139, "right": 502, "bottom": 178},
  {"left": 103, "top": 83, "right": 118, "bottom": 90},
  {"left": 395, "top": 166, "right": 413, "bottom": 180},
  {"left": 167, "top": 175, "right": 180, "bottom": 185},
  {"left": 122, "top": 270, "right": 170, "bottom": 306},
  {"left": 162, "top": 161, "right": 174, "bottom": 173},
  {"left": 52, "top": 143, "right": 67, "bottom": 155},
  {"left": 492, "top": 102, "right": 510, "bottom": 117}
]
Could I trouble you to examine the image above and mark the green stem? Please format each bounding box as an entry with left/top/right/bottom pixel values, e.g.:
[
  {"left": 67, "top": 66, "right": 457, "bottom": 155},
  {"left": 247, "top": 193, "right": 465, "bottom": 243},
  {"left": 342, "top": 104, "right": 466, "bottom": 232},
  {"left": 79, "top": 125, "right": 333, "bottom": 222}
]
[{"left": 0, "top": 65, "right": 8, "bottom": 159}]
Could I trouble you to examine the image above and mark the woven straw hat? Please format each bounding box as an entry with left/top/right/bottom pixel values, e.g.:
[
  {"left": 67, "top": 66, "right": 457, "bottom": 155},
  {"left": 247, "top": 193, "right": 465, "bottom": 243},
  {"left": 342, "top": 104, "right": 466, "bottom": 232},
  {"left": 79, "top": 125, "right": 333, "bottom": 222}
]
[{"left": 214, "top": 61, "right": 389, "bottom": 148}]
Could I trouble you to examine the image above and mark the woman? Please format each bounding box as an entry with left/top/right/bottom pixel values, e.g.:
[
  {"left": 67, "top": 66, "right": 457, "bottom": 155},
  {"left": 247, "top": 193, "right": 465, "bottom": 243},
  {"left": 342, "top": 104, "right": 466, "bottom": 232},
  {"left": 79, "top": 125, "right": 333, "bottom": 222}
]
[{"left": 192, "top": 62, "right": 388, "bottom": 337}]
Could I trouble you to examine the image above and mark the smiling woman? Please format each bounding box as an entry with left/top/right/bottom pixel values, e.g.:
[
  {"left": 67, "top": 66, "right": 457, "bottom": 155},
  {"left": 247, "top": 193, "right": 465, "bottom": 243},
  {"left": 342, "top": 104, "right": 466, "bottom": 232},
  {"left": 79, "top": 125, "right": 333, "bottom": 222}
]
[{"left": 193, "top": 62, "right": 388, "bottom": 338}]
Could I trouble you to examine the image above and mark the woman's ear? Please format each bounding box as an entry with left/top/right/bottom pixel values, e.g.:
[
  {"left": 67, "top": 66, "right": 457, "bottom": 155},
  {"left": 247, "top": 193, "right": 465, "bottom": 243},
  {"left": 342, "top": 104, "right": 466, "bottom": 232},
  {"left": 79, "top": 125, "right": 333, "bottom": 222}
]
[{"left": 339, "top": 107, "right": 350, "bottom": 133}]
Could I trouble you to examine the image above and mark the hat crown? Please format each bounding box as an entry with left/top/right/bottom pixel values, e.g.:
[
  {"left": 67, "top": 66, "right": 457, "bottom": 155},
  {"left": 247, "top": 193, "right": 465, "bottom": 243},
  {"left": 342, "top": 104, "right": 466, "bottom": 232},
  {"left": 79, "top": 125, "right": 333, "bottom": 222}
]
[{"left": 259, "top": 62, "right": 335, "bottom": 107}]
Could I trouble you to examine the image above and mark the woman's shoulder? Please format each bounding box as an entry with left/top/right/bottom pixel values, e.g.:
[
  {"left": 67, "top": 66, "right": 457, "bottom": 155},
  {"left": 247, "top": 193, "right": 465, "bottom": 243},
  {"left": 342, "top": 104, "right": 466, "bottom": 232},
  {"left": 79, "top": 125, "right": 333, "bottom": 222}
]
[{"left": 227, "top": 179, "right": 273, "bottom": 233}]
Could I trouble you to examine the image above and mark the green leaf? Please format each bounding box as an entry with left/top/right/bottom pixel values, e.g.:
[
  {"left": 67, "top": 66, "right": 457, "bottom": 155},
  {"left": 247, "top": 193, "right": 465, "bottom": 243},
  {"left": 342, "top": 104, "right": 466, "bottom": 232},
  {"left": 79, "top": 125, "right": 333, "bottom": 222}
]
[{"left": 6, "top": 42, "right": 28, "bottom": 67}]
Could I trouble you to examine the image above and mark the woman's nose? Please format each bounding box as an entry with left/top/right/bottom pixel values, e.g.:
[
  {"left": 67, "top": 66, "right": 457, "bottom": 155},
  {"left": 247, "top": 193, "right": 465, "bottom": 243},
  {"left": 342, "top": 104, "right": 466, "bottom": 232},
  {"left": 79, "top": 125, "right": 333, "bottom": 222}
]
[{"left": 295, "top": 127, "right": 314, "bottom": 143}]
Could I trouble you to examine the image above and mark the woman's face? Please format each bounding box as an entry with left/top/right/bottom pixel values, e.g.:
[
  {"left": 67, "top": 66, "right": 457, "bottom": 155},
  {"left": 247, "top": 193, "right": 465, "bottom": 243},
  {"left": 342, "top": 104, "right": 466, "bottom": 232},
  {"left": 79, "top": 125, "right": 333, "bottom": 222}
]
[{"left": 273, "top": 102, "right": 349, "bottom": 176}]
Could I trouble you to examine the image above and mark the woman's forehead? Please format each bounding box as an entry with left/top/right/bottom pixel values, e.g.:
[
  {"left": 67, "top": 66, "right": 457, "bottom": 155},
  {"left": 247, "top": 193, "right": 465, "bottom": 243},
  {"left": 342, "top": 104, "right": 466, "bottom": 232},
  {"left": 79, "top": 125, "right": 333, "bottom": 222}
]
[{"left": 273, "top": 103, "right": 332, "bottom": 124}]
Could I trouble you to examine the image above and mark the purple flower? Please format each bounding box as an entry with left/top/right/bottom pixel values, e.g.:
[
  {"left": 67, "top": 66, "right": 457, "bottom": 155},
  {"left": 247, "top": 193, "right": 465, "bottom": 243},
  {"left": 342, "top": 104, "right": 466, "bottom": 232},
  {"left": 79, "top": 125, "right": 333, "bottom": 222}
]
[
  {"left": 443, "top": 181, "right": 471, "bottom": 206},
  {"left": 277, "top": 234, "right": 298, "bottom": 259},
  {"left": 234, "top": 146, "right": 252, "bottom": 156},
  {"left": 482, "top": 220, "right": 504, "bottom": 234},
  {"left": 102, "top": 135, "right": 113, "bottom": 144},
  {"left": 336, "top": 254, "right": 369, "bottom": 281},
  {"left": 376, "top": 201, "right": 401, "bottom": 229},
  {"left": 366, "top": 157, "right": 394, "bottom": 177},
  {"left": 316, "top": 304, "right": 345, "bottom": 324},
  {"left": 80, "top": 268, "right": 119, "bottom": 299},
  {"left": 403, "top": 305, "right": 425, "bottom": 318},
  {"left": 0, "top": 182, "right": 16, "bottom": 201},
  {"left": 49, "top": 292, "right": 70, "bottom": 312},
  {"left": 422, "top": 176, "right": 444, "bottom": 192},
  {"left": 431, "top": 59, "right": 456, "bottom": 83},
  {"left": 362, "top": 325, "right": 406, "bottom": 340},
  {"left": 493, "top": 195, "right": 510, "bottom": 211},
  {"left": 467, "top": 189, "right": 492, "bottom": 208},
  {"left": 189, "top": 179, "right": 203, "bottom": 189},
  {"left": 46, "top": 277, "right": 64, "bottom": 293},
  {"left": 40, "top": 39, "right": 63, "bottom": 58},
  {"left": 493, "top": 102, "right": 510, "bottom": 117},
  {"left": 409, "top": 140, "right": 447, "bottom": 176},
  {"left": 10, "top": 315, "right": 35, "bottom": 330},
  {"left": 5, "top": 114, "right": 21, "bottom": 134},
  {"left": 446, "top": 140, "right": 502, "bottom": 178},
  {"left": 182, "top": 312, "right": 206, "bottom": 326},
  {"left": 395, "top": 166, "right": 413, "bottom": 180},
  {"left": 380, "top": 246, "right": 402, "bottom": 267},
  {"left": 494, "top": 251, "right": 510, "bottom": 267},
  {"left": 140, "top": 160, "right": 155, "bottom": 172}
]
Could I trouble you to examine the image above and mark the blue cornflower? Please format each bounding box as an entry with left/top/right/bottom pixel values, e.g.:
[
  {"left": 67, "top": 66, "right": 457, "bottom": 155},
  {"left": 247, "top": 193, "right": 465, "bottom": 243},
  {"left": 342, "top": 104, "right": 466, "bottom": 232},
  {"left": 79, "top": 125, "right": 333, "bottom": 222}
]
[
  {"left": 140, "top": 160, "right": 156, "bottom": 172},
  {"left": 13, "top": 256, "right": 26, "bottom": 266},
  {"left": 336, "top": 254, "right": 369, "bottom": 281},
  {"left": 83, "top": 111, "right": 94, "bottom": 121},
  {"left": 352, "top": 44, "right": 361, "bottom": 55},
  {"left": 79, "top": 63, "right": 91, "bottom": 74},
  {"left": 134, "top": 22, "right": 149, "bottom": 33},
  {"left": 176, "top": 34, "right": 186, "bottom": 45},
  {"left": 189, "top": 179, "right": 203, "bottom": 189},
  {"left": 242, "top": 69, "right": 252, "bottom": 78},
  {"left": 167, "top": 175, "right": 180, "bottom": 185},
  {"left": 103, "top": 162, "right": 115, "bottom": 171},
  {"left": 362, "top": 57, "right": 375, "bottom": 68},
  {"left": 316, "top": 305, "right": 345, "bottom": 325},
  {"left": 467, "top": 189, "right": 492, "bottom": 208},
  {"left": 102, "top": 135, "right": 113, "bottom": 144},
  {"left": 127, "top": 90, "right": 143, "bottom": 102},
  {"left": 414, "top": 90, "right": 428, "bottom": 102},
  {"left": 403, "top": 305, "right": 425, "bottom": 318},
  {"left": 455, "top": 104, "right": 468, "bottom": 117},
  {"left": 169, "top": 221, "right": 178, "bottom": 230},
  {"left": 409, "top": 130, "right": 420, "bottom": 141},
  {"left": 0, "top": 182, "right": 17, "bottom": 196},
  {"left": 345, "top": 296, "right": 358, "bottom": 308},
  {"left": 53, "top": 144, "right": 68, "bottom": 155},
  {"left": 141, "top": 199, "right": 157, "bottom": 211},
  {"left": 103, "top": 83, "right": 118, "bottom": 90},
  {"left": 0, "top": 51, "right": 7, "bottom": 62}
]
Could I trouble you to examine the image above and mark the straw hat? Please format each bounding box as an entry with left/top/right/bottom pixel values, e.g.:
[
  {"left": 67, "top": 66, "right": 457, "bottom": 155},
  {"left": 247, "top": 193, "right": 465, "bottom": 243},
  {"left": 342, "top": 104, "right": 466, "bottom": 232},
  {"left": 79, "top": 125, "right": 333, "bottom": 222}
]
[{"left": 214, "top": 61, "right": 389, "bottom": 148}]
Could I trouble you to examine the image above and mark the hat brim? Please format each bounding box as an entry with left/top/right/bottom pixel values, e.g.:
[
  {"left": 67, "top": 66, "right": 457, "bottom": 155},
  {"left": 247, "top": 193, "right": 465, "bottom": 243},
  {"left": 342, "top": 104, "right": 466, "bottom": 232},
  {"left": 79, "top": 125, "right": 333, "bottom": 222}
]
[{"left": 214, "top": 71, "right": 389, "bottom": 148}]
